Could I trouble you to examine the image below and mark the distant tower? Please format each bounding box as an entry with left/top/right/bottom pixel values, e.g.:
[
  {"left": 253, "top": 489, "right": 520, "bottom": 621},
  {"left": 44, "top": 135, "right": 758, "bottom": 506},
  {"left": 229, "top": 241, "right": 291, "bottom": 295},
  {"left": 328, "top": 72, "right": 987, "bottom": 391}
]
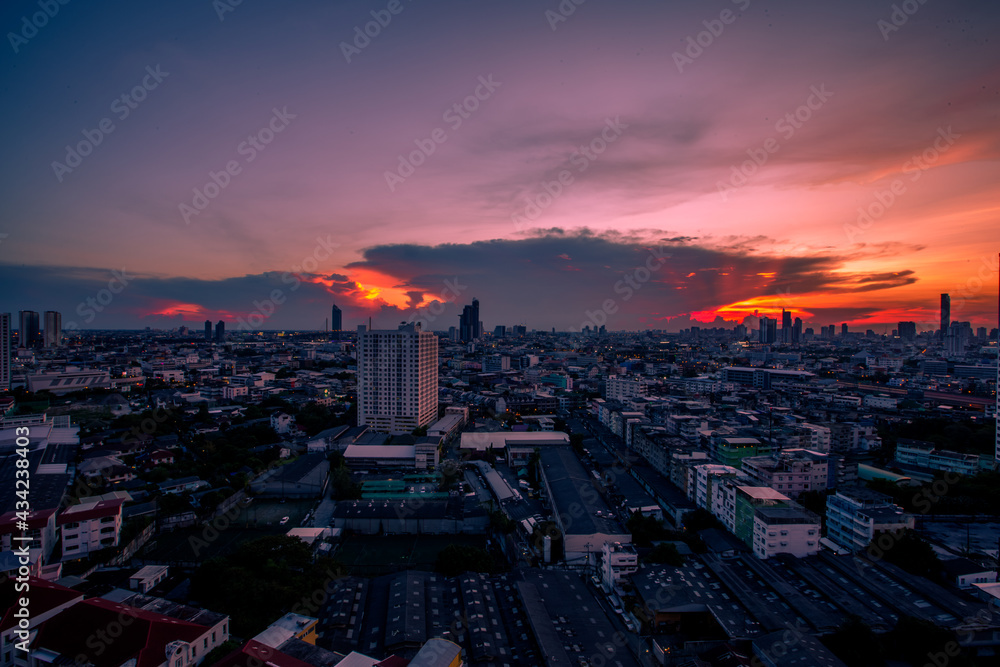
[
  {"left": 459, "top": 299, "right": 481, "bottom": 342},
  {"left": 331, "top": 304, "right": 342, "bottom": 333},
  {"left": 18, "top": 310, "right": 40, "bottom": 348},
  {"left": 43, "top": 311, "right": 62, "bottom": 348},
  {"left": 781, "top": 310, "right": 792, "bottom": 343},
  {"left": 0, "top": 313, "right": 10, "bottom": 390},
  {"left": 472, "top": 298, "right": 481, "bottom": 339},
  {"left": 204, "top": 320, "right": 212, "bottom": 341},
  {"left": 995, "top": 257, "right": 999, "bottom": 463},
  {"left": 215, "top": 320, "right": 225, "bottom": 343},
  {"left": 941, "top": 293, "right": 951, "bottom": 340},
  {"left": 841, "top": 323, "right": 849, "bottom": 337}
]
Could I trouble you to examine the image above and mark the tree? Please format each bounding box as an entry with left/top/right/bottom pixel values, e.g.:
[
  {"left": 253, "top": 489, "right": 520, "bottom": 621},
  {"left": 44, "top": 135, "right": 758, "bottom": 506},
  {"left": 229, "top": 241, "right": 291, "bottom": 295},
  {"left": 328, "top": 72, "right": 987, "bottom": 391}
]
[
  {"left": 870, "top": 530, "right": 942, "bottom": 580},
  {"left": 627, "top": 513, "right": 670, "bottom": 548},
  {"left": 435, "top": 544, "right": 493, "bottom": 577},
  {"left": 191, "top": 537, "right": 344, "bottom": 637},
  {"left": 822, "top": 616, "right": 886, "bottom": 667},
  {"left": 647, "top": 543, "right": 684, "bottom": 566}
]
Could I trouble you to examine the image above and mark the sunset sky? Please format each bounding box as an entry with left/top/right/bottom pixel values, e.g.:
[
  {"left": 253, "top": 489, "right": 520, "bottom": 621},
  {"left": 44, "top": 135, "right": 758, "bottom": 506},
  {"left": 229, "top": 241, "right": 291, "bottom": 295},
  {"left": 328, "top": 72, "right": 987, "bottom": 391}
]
[{"left": 2, "top": 0, "right": 998, "bottom": 332}]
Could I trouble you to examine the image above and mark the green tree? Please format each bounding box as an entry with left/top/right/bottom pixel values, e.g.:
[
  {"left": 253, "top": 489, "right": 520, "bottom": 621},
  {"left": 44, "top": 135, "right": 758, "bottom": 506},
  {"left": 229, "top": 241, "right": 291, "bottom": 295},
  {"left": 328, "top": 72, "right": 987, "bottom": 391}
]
[
  {"left": 435, "top": 544, "right": 493, "bottom": 577},
  {"left": 647, "top": 543, "right": 684, "bottom": 566},
  {"left": 869, "top": 530, "right": 942, "bottom": 580},
  {"left": 822, "top": 616, "right": 886, "bottom": 667}
]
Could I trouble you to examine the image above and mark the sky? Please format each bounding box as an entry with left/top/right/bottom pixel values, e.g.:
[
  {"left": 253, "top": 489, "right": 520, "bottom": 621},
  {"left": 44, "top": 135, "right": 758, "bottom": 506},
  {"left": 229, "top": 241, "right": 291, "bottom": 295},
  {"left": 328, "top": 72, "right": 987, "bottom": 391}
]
[{"left": 1, "top": 0, "right": 998, "bottom": 333}]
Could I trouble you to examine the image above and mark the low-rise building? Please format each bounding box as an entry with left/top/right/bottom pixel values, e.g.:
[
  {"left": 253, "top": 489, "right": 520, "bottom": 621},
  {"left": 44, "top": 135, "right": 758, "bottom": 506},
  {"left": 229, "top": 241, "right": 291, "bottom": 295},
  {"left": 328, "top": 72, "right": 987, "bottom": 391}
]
[
  {"left": 600, "top": 541, "right": 638, "bottom": 590},
  {"left": 752, "top": 506, "right": 821, "bottom": 559},
  {"left": 58, "top": 496, "right": 126, "bottom": 559},
  {"left": 825, "top": 487, "right": 915, "bottom": 553}
]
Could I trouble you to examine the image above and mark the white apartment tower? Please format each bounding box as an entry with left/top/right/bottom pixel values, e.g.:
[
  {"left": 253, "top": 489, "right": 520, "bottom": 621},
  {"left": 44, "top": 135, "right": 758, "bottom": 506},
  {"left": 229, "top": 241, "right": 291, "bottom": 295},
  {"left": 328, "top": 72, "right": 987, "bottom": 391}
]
[{"left": 358, "top": 322, "right": 438, "bottom": 434}]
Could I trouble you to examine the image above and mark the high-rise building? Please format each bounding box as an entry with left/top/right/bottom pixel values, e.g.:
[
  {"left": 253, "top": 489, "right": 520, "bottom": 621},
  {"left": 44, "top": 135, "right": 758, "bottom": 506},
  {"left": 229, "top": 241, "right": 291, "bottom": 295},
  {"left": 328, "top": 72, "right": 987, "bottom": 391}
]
[
  {"left": 995, "top": 254, "right": 999, "bottom": 463},
  {"left": 331, "top": 304, "right": 342, "bottom": 333},
  {"left": 204, "top": 320, "right": 212, "bottom": 341},
  {"left": 215, "top": 320, "right": 225, "bottom": 343},
  {"left": 781, "top": 310, "right": 792, "bottom": 343},
  {"left": 18, "top": 310, "right": 40, "bottom": 348},
  {"left": 841, "top": 323, "right": 849, "bottom": 336},
  {"left": 759, "top": 317, "right": 776, "bottom": 344},
  {"left": 357, "top": 322, "right": 438, "bottom": 433},
  {"left": 940, "top": 293, "right": 950, "bottom": 340},
  {"left": 792, "top": 317, "right": 803, "bottom": 344},
  {"left": 0, "top": 313, "right": 10, "bottom": 390},
  {"left": 44, "top": 311, "right": 62, "bottom": 348},
  {"left": 458, "top": 298, "right": 481, "bottom": 341},
  {"left": 898, "top": 321, "right": 917, "bottom": 341}
]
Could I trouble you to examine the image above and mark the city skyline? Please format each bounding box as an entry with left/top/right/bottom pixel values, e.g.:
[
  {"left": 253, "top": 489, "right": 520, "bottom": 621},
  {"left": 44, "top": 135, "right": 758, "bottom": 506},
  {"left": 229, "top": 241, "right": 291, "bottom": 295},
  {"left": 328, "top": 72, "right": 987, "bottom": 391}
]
[{"left": 1, "top": 1, "right": 999, "bottom": 331}]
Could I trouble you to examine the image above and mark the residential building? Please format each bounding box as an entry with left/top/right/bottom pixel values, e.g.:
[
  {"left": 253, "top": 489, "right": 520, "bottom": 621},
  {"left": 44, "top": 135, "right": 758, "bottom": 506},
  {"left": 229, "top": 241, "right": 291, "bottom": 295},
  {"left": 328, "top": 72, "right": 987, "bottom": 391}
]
[
  {"left": 58, "top": 495, "right": 126, "bottom": 559},
  {"left": 825, "top": 487, "right": 915, "bottom": 552},
  {"left": 18, "top": 311, "right": 39, "bottom": 348},
  {"left": 690, "top": 464, "right": 738, "bottom": 511},
  {"left": 600, "top": 542, "right": 638, "bottom": 589},
  {"left": 357, "top": 323, "right": 438, "bottom": 434},
  {"left": 43, "top": 311, "right": 61, "bottom": 348},
  {"left": 752, "top": 506, "right": 821, "bottom": 559},
  {"left": 895, "top": 438, "right": 980, "bottom": 476},
  {"left": 740, "top": 450, "right": 830, "bottom": 499}
]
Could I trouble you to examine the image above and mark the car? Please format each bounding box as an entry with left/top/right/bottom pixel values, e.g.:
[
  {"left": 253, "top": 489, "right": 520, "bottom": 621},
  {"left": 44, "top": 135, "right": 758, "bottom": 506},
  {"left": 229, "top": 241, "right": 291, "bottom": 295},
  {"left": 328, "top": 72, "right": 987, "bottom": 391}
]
[{"left": 279, "top": 516, "right": 290, "bottom": 525}]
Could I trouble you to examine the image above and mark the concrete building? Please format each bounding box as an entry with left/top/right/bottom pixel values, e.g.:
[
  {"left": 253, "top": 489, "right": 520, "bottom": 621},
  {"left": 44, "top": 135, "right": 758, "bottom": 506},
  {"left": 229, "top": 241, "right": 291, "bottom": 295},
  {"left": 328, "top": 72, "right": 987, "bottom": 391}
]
[
  {"left": 26, "top": 369, "right": 111, "bottom": 395},
  {"left": 605, "top": 375, "right": 647, "bottom": 402},
  {"left": 343, "top": 441, "right": 439, "bottom": 470},
  {"left": 895, "top": 438, "right": 980, "bottom": 476},
  {"left": 689, "top": 464, "right": 738, "bottom": 511},
  {"left": 357, "top": 323, "right": 438, "bottom": 434},
  {"left": 58, "top": 495, "right": 126, "bottom": 559},
  {"left": 752, "top": 506, "right": 821, "bottom": 559},
  {"left": 600, "top": 541, "right": 638, "bottom": 590},
  {"left": 739, "top": 450, "right": 830, "bottom": 499},
  {"left": 43, "top": 311, "right": 62, "bottom": 348},
  {"left": 130, "top": 565, "right": 169, "bottom": 593},
  {"left": 825, "top": 487, "right": 915, "bottom": 553}
]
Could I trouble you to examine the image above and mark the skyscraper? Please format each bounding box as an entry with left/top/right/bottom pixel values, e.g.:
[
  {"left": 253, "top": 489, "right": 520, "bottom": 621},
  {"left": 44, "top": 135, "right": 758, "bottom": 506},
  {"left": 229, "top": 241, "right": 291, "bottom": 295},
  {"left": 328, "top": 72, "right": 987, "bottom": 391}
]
[
  {"left": 898, "top": 321, "right": 917, "bottom": 341},
  {"left": 18, "top": 310, "right": 40, "bottom": 348},
  {"left": 357, "top": 322, "right": 438, "bottom": 433},
  {"left": 458, "top": 298, "right": 481, "bottom": 341},
  {"left": 0, "top": 313, "right": 10, "bottom": 391},
  {"left": 759, "top": 317, "right": 776, "bottom": 344},
  {"left": 215, "top": 320, "right": 225, "bottom": 343},
  {"left": 781, "top": 310, "right": 792, "bottom": 343},
  {"left": 44, "top": 311, "right": 62, "bottom": 348},
  {"left": 841, "top": 323, "right": 849, "bottom": 337},
  {"left": 940, "top": 293, "right": 950, "bottom": 340},
  {"left": 792, "top": 317, "right": 803, "bottom": 344},
  {"left": 331, "top": 304, "right": 342, "bottom": 333},
  {"left": 205, "top": 320, "right": 212, "bottom": 341}
]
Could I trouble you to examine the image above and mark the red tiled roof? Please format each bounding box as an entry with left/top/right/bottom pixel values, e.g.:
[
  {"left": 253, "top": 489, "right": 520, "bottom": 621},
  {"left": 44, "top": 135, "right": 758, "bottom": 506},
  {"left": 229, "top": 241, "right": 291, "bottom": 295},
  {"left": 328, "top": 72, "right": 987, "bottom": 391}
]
[
  {"left": 0, "top": 508, "right": 56, "bottom": 535},
  {"left": 57, "top": 498, "right": 126, "bottom": 525},
  {"left": 214, "top": 640, "right": 315, "bottom": 667},
  {"left": 0, "top": 576, "right": 82, "bottom": 633},
  {"left": 375, "top": 656, "right": 410, "bottom": 667},
  {"left": 32, "top": 597, "right": 208, "bottom": 667}
]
